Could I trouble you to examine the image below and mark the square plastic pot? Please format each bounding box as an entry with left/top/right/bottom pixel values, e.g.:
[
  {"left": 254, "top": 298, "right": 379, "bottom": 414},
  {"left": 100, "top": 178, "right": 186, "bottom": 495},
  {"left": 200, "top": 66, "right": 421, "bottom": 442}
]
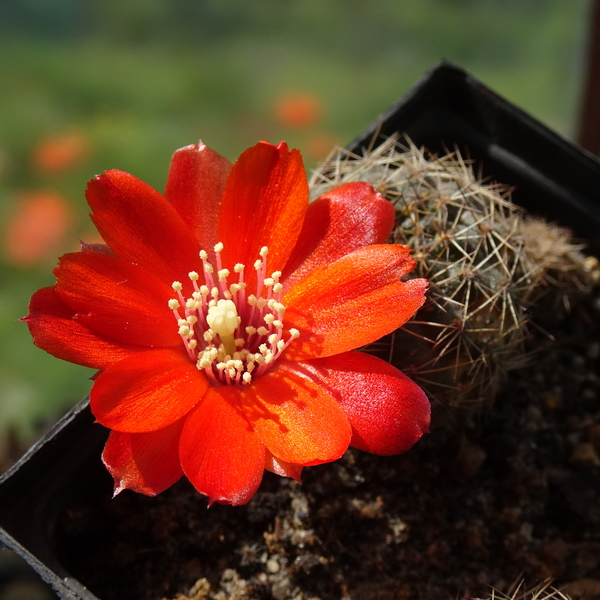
[
  {"left": 345, "top": 61, "right": 600, "bottom": 252},
  {"left": 1, "top": 61, "right": 600, "bottom": 600}
]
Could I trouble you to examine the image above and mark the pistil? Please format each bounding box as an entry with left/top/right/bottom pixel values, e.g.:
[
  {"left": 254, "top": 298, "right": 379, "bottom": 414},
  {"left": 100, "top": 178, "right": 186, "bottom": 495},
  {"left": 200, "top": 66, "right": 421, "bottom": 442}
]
[{"left": 206, "top": 299, "right": 240, "bottom": 356}]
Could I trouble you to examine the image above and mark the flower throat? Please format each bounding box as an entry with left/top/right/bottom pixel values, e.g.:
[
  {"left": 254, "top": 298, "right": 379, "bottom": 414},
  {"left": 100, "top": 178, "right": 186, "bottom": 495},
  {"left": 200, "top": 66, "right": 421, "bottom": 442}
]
[{"left": 168, "top": 243, "right": 299, "bottom": 386}]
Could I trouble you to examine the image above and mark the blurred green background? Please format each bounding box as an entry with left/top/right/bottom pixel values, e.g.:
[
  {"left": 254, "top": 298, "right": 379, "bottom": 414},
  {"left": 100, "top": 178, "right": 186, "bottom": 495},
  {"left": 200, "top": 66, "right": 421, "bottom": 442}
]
[{"left": 0, "top": 0, "right": 591, "bottom": 447}]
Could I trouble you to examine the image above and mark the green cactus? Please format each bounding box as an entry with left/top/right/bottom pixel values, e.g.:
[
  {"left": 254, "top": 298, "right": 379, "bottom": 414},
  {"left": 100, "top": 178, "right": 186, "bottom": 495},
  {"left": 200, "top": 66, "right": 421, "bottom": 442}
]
[{"left": 311, "top": 136, "right": 598, "bottom": 412}]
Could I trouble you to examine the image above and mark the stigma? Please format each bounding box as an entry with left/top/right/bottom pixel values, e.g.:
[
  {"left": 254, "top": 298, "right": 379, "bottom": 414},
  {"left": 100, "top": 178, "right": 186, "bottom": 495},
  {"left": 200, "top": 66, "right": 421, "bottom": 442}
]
[{"left": 168, "top": 243, "right": 299, "bottom": 386}]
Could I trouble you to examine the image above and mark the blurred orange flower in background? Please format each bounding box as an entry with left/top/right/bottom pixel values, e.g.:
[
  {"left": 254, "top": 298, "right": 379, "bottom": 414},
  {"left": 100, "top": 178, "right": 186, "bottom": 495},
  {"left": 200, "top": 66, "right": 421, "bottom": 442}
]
[
  {"left": 275, "top": 92, "right": 322, "bottom": 129},
  {"left": 3, "top": 190, "right": 74, "bottom": 267},
  {"left": 32, "top": 132, "right": 91, "bottom": 174}
]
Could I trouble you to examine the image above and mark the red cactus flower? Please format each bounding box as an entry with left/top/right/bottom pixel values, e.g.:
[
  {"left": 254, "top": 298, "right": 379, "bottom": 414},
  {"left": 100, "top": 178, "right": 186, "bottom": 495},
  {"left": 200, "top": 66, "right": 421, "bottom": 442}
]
[{"left": 24, "top": 141, "right": 429, "bottom": 506}]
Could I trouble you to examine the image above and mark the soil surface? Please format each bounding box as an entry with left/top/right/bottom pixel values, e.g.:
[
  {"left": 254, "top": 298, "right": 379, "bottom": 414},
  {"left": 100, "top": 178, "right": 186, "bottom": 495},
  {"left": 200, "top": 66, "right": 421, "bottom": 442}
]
[{"left": 46, "top": 287, "right": 600, "bottom": 600}]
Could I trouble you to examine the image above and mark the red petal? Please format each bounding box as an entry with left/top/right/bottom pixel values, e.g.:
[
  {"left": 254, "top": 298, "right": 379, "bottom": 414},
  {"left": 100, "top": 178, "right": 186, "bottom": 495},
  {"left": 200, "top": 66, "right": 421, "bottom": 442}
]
[
  {"left": 91, "top": 348, "right": 207, "bottom": 433},
  {"left": 283, "top": 244, "right": 428, "bottom": 359},
  {"left": 86, "top": 170, "right": 201, "bottom": 287},
  {"left": 282, "top": 182, "right": 395, "bottom": 292},
  {"left": 102, "top": 418, "right": 185, "bottom": 496},
  {"left": 180, "top": 386, "right": 266, "bottom": 506},
  {"left": 264, "top": 450, "right": 303, "bottom": 482},
  {"left": 24, "top": 286, "right": 143, "bottom": 369},
  {"left": 302, "top": 352, "right": 430, "bottom": 455},
  {"left": 54, "top": 252, "right": 179, "bottom": 347},
  {"left": 217, "top": 141, "right": 308, "bottom": 290},
  {"left": 164, "top": 143, "right": 232, "bottom": 255},
  {"left": 239, "top": 361, "right": 351, "bottom": 466}
]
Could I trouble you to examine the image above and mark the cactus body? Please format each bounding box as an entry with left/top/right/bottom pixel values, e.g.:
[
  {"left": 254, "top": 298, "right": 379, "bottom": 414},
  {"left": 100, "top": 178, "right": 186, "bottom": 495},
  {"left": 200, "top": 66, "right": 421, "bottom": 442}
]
[{"left": 311, "top": 137, "right": 598, "bottom": 411}]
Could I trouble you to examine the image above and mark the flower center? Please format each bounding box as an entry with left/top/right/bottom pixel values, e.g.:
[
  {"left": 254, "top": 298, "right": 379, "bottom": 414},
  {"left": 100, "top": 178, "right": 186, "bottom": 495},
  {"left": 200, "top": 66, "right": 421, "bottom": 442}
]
[{"left": 168, "top": 243, "right": 299, "bottom": 386}]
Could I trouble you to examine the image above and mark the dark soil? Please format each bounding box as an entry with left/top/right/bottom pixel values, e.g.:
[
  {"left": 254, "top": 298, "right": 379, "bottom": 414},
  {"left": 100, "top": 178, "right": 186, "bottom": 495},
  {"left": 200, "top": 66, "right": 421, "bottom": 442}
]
[{"left": 50, "top": 289, "right": 600, "bottom": 600}]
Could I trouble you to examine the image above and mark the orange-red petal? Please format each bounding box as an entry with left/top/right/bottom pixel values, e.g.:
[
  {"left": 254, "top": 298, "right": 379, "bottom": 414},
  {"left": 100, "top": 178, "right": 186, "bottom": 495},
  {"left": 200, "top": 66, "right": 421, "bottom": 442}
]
[
  {"left": 238, "top": 361, "right": 351, "bottom": 466},
  {"left": 86, "top": 170, "right": 201, "bottom": 288},
  {"left": 24, "top": 286, "right": 143, "bottom": 369},
  {"left": 180, "top": 386, "right": 266, "bottom": 506},
  {"left": 217, "top": 141, "right": 308, "bottom": 290},
  {"left": 282, "top": 182, "right": 395, "bottom": 292},
  {"left": 91, "top": 348, "right": 207, "bottom": 433},
  {"left": 102, "top": 418, "right": 185, "bottom": 496},
  {"left": 302, "top": 352, "right": 430, "bottom": 455},
  {"left": 54, "top": 252, "right": 179, "bottom": 347},
  {"left": 283, "top": 244, "right": 428, "bottom": 360},
  {"left": 164, "top": 143, "right": 231, "bottom": 255},
  {"left": 264, "top": 450, "right": 303, "bottom": 482}
]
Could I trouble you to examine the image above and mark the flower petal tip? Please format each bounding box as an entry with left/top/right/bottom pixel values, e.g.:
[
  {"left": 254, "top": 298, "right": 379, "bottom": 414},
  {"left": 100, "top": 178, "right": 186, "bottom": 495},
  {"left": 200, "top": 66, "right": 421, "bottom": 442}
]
[
  {"left": 79, "top": 240, "right": 114, "bottom": 256},
  {"left": 205, "top": 493, "right": 248, "bottom": 508}
]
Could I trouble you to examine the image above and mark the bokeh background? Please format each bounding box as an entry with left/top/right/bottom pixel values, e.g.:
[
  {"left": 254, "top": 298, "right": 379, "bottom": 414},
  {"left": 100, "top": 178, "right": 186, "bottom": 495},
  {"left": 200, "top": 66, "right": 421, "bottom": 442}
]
[{"left": 0, "top": 0, "right": 591, "bottom": 448}]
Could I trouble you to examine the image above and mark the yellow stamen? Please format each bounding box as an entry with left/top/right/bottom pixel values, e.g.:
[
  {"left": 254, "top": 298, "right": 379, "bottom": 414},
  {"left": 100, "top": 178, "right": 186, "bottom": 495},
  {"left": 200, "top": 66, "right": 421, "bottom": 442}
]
[{"left": 168, "top": 243, "right": 300, "bottom": 386}]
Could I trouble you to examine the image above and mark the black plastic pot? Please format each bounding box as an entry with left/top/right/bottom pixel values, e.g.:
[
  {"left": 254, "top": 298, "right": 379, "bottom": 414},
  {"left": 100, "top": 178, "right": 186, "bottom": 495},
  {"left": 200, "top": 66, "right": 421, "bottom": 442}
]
[
  {"left": 0, "top": 397, "right": 107, "bottom": 599},
  {"left": 346, "top": 61, "right": 600, "bottom": 252},
  {"left": 1, "top": 62, "right": 600, "bottom": 600}
]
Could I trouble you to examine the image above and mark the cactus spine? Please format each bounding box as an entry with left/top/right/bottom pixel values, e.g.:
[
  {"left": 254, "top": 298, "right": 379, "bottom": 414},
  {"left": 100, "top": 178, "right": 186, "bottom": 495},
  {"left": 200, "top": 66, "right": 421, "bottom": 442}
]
[{"left": 311, "top": 136, "right": 598, "bottom": 411}]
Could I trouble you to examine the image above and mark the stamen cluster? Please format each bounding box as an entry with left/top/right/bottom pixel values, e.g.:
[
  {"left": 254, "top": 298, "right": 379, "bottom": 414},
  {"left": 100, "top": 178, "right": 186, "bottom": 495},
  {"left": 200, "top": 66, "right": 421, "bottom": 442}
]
[{"left": 168, "top": 243, "right": 299, "bottom": 386}]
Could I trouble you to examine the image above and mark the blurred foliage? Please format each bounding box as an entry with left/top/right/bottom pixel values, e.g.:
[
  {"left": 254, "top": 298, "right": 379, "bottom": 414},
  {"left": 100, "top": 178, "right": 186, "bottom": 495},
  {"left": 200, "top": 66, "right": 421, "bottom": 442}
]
[{"left": 0, "top": 0, "right": 590, "bottom": 441}]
